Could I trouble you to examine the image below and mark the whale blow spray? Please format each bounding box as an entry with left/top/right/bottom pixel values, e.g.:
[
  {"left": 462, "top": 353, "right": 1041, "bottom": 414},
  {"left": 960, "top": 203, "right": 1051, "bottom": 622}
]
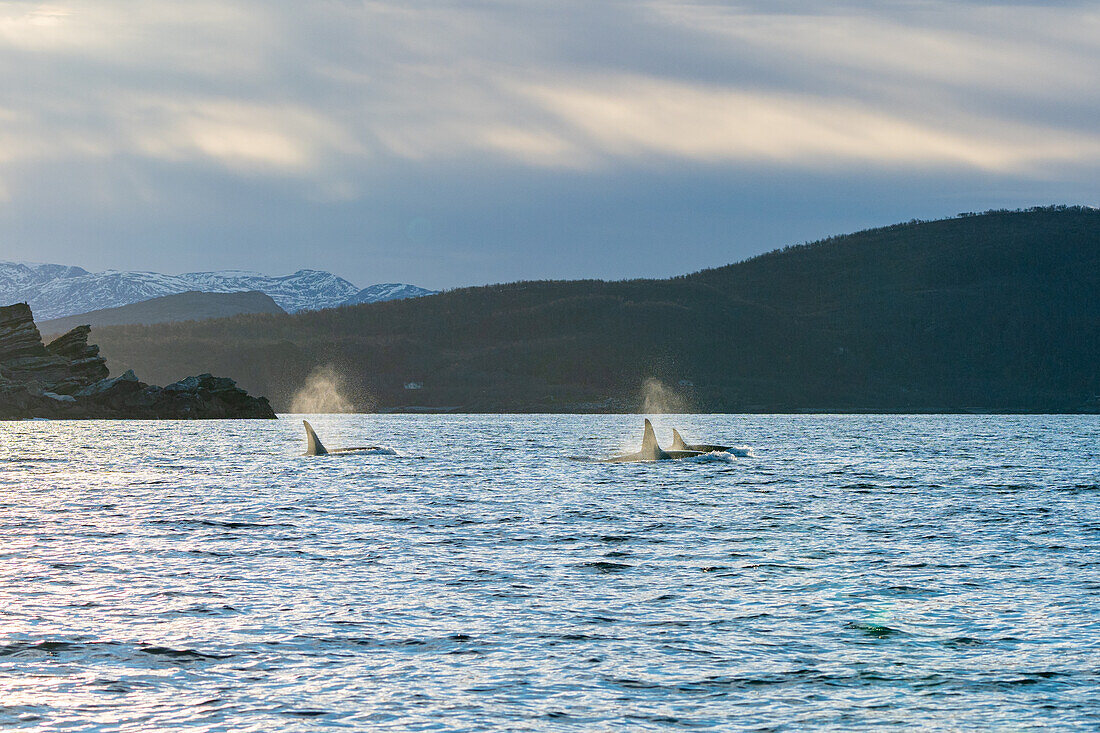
[
  {"left": 639, "top": 378, "right": 690, "bottom": 414},
  {"left": 290, "top": 365, "right": 353, "bottom": 413}
]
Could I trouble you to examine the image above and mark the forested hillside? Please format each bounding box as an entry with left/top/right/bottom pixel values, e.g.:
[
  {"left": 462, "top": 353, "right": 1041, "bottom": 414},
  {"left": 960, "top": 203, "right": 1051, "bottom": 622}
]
[{"left": 89, "top": 207, "right": 1100, "bottom": 412}]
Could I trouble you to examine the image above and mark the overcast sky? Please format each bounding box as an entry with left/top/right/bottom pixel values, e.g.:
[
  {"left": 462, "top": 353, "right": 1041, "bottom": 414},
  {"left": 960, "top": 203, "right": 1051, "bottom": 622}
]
[{"left": 1, "top": 1, "right": 1097, "bottom": 288}]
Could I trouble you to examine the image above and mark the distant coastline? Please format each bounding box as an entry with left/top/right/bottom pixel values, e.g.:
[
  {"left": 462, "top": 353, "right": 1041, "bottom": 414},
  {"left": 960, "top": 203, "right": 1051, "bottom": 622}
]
[{"left": 85, "top": 208, "right": 1099, "bottom": 415}]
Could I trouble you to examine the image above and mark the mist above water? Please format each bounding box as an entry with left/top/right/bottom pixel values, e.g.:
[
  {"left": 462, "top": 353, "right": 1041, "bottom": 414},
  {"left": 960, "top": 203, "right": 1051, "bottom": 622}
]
[
  {"left": 639, "top": 377, "right": 690, "bottom": 414},
  {"left": 289, "top": 365, "right": 353, "bottom": 413}
]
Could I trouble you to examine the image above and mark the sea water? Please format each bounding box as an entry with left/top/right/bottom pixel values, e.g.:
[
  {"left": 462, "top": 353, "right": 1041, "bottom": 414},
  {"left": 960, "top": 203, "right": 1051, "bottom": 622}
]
[{"left": 1, "top": 414, "right": 1098, "bottom": 731}]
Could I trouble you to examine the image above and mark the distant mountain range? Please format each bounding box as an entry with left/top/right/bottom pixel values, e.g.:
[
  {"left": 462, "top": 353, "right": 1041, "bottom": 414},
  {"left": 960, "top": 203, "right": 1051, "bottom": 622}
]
[
  {"left": 38, "top": 291, "right": 286, "bottom": 336},
  {"left": 0, "top": 262, "right": 437, "bottom": 320},
  {"left": 344, "top": 283, "right": 437, "bottom": 305}
]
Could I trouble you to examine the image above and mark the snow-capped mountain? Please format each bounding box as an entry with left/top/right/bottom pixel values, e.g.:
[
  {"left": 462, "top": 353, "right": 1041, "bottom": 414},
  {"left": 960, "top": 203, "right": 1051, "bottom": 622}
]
[
  {"left": 0, "top": 261, "right": 435, "bottom": 320},
  {"left": 342, "top": 283, "right": 438, "bottom": 306}
]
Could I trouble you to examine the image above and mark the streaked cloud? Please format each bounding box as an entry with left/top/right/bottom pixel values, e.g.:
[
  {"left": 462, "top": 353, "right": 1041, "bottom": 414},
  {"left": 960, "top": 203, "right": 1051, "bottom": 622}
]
[
  {"left": 507, "top": 75, "right": 1100, "bottom": 172},
  {"left": 0, "top": 0, "right": 1096, "bottom": 285}
]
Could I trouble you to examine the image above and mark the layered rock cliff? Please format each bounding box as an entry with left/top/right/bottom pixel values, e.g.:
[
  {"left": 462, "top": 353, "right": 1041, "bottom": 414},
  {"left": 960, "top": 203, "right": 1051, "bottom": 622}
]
[{"left": 0, "top": 302, "right": 275, "bottom": 419}]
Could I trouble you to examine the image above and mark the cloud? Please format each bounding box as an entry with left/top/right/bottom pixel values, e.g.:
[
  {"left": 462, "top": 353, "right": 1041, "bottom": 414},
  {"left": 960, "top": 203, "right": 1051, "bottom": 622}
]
[
  {"left": 124, "top": 96, "right": 360, "bottom": 173},
  {"left": 3, "top": 0, "right": 1098, "bottom": 176},
  {"left": 507, "top": 74, "right": 1100, "bottom": 173},
  {"left": 0, "top": 0, "right": 1097, "bottom": 284},
  {"left": 647, "top": 2, "right": 1100, "bottom": 104}
]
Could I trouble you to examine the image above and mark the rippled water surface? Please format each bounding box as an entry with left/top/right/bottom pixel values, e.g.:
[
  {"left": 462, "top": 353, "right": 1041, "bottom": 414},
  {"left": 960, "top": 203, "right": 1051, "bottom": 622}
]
[{"left": 2, "top": 414, "right": 1099, "bottom": 731}]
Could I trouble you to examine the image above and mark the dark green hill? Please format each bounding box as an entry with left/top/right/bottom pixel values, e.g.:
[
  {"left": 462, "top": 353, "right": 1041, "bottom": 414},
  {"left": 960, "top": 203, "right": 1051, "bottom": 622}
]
[
  {"left": 40, "top": 290, "right": 285, "bottom": 337},
  {"left": 89, "top": 207, "right": 1100, "bottom": 413}
]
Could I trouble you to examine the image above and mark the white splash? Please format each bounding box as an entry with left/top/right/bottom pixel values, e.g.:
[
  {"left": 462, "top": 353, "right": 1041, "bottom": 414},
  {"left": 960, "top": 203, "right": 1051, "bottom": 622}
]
[
  {"left": 289, "top": 365, "right": 353, "bottom": 414},
  {"left": 639, "top": 378, "right": 690, "bottom": 414}
]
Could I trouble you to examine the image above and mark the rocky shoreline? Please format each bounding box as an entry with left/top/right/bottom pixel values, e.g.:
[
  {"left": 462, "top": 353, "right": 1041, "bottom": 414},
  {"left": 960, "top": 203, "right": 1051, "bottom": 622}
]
[{"left": 1, "top": 302, "right": 275, "bottom": 419}]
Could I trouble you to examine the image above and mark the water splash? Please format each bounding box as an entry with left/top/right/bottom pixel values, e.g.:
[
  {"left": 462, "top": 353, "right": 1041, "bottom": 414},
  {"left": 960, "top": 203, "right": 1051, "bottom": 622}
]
[
  {"left": 639, "top": 378, "right": 690, "bottom": 414},
  {"left": 289, "top": 366, "right": 353, "bottom": 414},
  {"left": 684, "top": 451, "right": 738, "bottom": 463}
]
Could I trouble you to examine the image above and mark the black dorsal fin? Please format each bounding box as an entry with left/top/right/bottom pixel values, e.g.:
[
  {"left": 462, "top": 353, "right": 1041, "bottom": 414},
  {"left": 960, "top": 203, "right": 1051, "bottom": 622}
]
[
  {"left": 303, "top": 420, "right": 328, "bottom": 455},
  {"left": 671, "top": 428, "right": 688, "bottom": 451}
]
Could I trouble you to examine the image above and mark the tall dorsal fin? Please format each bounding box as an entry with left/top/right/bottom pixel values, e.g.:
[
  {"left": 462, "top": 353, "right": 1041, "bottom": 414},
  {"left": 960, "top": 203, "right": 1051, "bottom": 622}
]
[
  {"left": 641, "top": 418, "right": 661, "bottom": 459},
  {"left": 671, "top": 428, "right": 687, "bottom": 451},
  {"left": 303, "top": 420, "right": 328, "bottom": 455}
]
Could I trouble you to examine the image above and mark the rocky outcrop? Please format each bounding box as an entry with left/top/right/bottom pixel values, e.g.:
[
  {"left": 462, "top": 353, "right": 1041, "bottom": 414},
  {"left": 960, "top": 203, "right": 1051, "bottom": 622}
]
[
  {"left": 0, "top": 303, "right": 101, "bottom": 395},
  {"left": 0, "top": 303, "right": 49, "bottom": 360},
  {"left": 45, "top": 325, "right": 111, "bottom": 384},
  {"left": 0, "top": 302, "right": 275, "bottom": 419}
]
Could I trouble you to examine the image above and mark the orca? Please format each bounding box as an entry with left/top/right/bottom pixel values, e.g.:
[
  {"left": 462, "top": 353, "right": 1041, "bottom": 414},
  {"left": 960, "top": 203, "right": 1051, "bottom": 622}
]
[
  {"left": 670, "top": 428, "right": 732, "bottom": 454},
  {"left": 302, "top": 420, "right": 384, "bottom": 456},
  {"left": 601, "top": 419, "right": 704, "bottom": 462}
]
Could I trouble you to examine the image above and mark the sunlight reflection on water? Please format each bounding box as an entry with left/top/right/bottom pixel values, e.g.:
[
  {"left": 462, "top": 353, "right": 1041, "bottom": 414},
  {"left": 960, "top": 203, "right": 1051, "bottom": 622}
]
[{"left": 1, "top": 414, "right": 1099, "bottom": 730}]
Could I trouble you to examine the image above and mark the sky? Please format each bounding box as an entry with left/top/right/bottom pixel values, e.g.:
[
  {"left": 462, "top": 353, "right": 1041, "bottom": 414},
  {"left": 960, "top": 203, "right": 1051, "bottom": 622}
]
[{"left": 1, "top": 1, "right": 1097, "bottom": 289}]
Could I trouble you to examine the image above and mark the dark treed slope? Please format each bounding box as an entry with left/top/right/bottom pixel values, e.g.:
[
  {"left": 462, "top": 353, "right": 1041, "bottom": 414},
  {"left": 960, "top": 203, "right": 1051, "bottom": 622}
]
[
  {"left": 39, "top": 291, "right": 285, "bottom": 336},
  {"left": 90, "top": 207, "right": 1100, "bottom": 413}
]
